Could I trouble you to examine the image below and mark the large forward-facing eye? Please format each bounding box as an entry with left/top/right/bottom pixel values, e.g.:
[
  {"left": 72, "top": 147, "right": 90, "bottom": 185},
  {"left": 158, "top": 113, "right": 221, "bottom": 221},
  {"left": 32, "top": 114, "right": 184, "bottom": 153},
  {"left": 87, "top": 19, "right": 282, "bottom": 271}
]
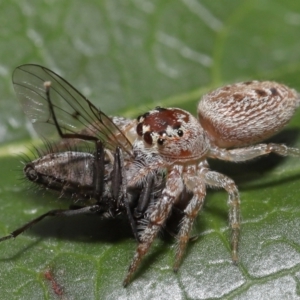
[
  {"left": 157, "top": 138, "right": 164, "bottom": 145},
  {"left": 177, "top": 129, "right": 183, "bottom": 137}
]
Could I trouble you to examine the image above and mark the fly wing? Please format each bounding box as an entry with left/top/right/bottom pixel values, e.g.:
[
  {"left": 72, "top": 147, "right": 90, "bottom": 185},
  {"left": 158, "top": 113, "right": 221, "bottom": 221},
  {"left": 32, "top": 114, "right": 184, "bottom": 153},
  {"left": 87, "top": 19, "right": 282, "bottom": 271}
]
[{"left": 12, "top": 64, "right": 133, "bottom": 156}]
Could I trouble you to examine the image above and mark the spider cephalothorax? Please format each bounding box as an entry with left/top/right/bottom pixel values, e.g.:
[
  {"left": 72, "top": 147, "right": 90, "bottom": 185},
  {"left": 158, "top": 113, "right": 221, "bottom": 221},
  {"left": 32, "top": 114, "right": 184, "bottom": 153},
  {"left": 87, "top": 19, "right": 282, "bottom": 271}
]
[{"left": 135, "top": 107, "right": 210, "bottom": 162}]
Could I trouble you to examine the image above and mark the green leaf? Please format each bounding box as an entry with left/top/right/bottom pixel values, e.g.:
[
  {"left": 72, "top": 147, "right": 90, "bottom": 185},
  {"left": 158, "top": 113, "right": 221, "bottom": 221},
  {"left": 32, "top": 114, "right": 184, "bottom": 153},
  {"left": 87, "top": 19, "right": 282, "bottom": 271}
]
[{"left": 1, "top": 0, "right": 300, "bottom": 299}]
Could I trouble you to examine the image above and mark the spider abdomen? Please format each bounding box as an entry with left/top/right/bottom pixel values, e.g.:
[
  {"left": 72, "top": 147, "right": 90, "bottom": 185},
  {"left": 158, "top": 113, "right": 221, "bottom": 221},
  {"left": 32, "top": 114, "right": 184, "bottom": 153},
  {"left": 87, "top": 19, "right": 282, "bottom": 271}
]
[{"left": 198, "top": 81, "right": 300, "bottom": 148}]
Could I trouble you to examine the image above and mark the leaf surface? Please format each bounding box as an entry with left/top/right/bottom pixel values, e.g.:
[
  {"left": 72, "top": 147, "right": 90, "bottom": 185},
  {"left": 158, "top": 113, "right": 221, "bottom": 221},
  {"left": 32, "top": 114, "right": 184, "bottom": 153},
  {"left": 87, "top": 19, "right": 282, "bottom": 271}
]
[{"left": 1, "top": 0, "right": 300, "bottom": 299}]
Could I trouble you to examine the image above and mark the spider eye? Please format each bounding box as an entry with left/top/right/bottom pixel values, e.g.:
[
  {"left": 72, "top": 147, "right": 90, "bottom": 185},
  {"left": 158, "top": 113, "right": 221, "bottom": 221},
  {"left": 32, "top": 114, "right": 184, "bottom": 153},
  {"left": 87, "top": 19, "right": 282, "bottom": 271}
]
[
  {"left": 136, "top": 123, "right": 143, "bottom": 136},
  {"left": 157, "top": 138, "right": 164, "bottom": 145},
  {"left": 143, "top": 131, "right": 153, "bottom": 145},
  {"left": 177, "top": 129, "right": 183, "bottom": 137}
]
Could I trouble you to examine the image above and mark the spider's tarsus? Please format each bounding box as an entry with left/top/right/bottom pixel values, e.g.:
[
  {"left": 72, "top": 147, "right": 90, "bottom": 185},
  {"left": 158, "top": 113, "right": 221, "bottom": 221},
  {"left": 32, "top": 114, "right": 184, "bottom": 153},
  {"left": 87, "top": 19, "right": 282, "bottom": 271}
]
[
  {"left": 232, "top": 259, "right": 239, "bottom": 266},
  {"left": 123, "top": 277, "right": 131, "bottom": 287}
]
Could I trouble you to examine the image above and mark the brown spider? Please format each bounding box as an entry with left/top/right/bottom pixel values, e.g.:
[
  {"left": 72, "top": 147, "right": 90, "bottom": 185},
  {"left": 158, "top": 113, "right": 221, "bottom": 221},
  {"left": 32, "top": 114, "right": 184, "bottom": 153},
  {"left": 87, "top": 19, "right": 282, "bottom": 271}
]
[{"left": 123, "top": 81, "right": 300, "bottom": 286}]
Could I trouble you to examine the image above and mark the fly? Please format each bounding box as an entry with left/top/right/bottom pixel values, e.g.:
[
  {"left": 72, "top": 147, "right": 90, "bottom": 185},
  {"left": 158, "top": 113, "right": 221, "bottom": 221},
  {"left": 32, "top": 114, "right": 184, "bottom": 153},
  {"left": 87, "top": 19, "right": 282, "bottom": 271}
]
[{"left": 0, "top": 64, "right": 161, "bottom": 244}]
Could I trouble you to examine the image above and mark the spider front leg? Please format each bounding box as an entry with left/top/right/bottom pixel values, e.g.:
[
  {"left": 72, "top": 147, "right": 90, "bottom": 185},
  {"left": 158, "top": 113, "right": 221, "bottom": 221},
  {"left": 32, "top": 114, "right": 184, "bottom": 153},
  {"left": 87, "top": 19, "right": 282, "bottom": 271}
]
[
  {"left": 173, "top": 165, "right": 206, "bottom": 271},
  {"left": 200, "top": 161, "right": 241, "bottom": 263},
  {"left": 123, "top": 165, "right": 184, "bottom": 287}
]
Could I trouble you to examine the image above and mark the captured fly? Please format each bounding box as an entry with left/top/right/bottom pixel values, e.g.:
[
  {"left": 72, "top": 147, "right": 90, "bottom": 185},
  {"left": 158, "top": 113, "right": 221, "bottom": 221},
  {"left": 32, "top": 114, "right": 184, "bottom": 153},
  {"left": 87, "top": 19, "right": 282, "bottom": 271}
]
[{"left": 0, "top": 64, "right": 162, "bottom": 244}]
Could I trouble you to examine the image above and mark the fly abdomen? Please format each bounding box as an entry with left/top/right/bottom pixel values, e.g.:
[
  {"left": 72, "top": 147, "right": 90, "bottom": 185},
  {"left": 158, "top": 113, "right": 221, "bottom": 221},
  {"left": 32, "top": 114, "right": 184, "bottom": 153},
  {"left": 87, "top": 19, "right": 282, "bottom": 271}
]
[{"left": 24, "top": 151, "right": 96, "bottom": 199}]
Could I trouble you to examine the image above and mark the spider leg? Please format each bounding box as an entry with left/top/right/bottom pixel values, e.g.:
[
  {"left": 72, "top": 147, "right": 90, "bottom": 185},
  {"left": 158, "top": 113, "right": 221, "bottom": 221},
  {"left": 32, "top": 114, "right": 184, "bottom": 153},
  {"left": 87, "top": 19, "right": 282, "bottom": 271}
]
[
  {"left": 127, "top": 159, "right": 165, "bottom": 188},
  {"left": 123, "top": 165, "right": 184, "bottom": 287},
  {"left": 200, "top": 161, "right": 241, "bottom": 263},
  {"left": 208, "top": 143, "right": 300, "bottom": 162},
  {"left": 173, "top": 166, "right": 206, "bottom": 271}
]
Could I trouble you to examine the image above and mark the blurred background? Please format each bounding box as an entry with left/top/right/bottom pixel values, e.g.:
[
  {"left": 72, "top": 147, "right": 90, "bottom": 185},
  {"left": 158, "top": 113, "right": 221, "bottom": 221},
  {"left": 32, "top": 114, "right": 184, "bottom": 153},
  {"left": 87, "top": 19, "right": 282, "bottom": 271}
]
[{"left": 1, "top": 1, "right": 300, "bottom": 299}]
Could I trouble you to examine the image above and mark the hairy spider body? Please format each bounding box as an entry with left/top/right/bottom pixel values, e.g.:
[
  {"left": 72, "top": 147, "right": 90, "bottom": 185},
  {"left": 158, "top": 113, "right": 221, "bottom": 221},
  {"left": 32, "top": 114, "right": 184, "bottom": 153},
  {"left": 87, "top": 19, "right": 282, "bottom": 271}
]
[{"left": 123, "top": 81, "right": 300, "bottom": 285}]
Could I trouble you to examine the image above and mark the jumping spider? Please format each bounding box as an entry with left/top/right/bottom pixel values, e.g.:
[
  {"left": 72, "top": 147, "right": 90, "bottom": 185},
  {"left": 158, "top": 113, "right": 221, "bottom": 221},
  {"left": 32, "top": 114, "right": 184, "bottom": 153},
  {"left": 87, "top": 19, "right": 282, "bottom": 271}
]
[
  {"left": 2, "top": 64, "right": 300, "bottom": 286},
  {"left": 123, "top": 81, "right": 300, "bottom": 285}
]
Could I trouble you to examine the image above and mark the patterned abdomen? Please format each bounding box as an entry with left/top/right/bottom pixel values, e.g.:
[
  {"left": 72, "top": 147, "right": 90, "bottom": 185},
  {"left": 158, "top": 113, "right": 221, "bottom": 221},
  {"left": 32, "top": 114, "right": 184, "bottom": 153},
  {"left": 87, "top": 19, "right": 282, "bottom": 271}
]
[{"left": 198, "top": 81, "right": 300, "bottom": 148}]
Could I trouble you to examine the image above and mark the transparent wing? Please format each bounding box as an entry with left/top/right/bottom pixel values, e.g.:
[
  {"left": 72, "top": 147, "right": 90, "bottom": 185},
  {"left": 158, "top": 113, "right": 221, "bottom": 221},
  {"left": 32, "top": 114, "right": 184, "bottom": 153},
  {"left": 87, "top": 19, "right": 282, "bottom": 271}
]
[{"left": 12, "top": 64, "right": 133, "bottom": 156}]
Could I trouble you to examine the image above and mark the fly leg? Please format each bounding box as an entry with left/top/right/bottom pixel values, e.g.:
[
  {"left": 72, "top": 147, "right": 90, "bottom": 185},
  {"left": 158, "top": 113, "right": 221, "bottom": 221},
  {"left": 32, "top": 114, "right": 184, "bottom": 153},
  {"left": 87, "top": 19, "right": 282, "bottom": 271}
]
[
  {"left": 133, "top": 175, "right": 155, "bottom": 219},
  {"left": 93, "top": 140, "right": 105, "bottom": 200},
  {"left": 110, "top": 148, "right": 156, "bottom": 242},
  {"left": 110, "top": 147, "right": 140, "bottom": 241},
  {"left": 0, "top": 205, "right": 102, "bottom": 243},
  {"left": 44, "top": 81, "right": 100, "bottom": 143}
]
